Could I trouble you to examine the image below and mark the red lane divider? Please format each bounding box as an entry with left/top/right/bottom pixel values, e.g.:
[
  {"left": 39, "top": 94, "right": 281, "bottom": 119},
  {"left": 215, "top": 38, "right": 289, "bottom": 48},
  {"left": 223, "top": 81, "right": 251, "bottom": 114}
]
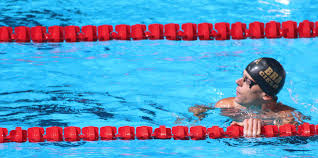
[
  {"left": 1, "top": 20, "right": 318, "bottom": 43},
  {"left": 0, "top": 123, "right": 317, "bottom": 143},
  {"left": 198, "top": 23, "right": 213, "bottom": 40},
  {"left": 152, "top": 125, "right": 172, "bottom": 139},
  {"left": 231, "top": 22, "right": 247, "bottom": 40},
  {"left": 146, "top": 24, "right": 164, "bottom": 40},
  {"left": 262, "top": 125, "right": 279, "bottom": 137}
]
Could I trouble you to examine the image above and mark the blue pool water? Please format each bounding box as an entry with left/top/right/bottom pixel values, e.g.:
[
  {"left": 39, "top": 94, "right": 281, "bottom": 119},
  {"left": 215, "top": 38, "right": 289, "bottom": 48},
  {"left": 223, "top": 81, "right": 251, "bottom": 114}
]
[{"left": 1, "top": 0, "right": 318, "bottom": 157}]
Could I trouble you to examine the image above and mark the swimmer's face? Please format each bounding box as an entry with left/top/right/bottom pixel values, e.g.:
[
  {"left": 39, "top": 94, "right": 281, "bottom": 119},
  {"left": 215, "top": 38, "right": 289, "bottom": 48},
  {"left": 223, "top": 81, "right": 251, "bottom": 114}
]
[{"left": 235, "top": 70, "right": 266, "bottom": 106}]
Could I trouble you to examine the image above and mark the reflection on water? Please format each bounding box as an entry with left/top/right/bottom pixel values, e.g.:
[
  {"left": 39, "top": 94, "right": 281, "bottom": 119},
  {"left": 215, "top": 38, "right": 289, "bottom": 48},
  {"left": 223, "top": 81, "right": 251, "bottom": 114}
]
[{"left": 220, "top": 107, "right": 308, "bottom": 126}]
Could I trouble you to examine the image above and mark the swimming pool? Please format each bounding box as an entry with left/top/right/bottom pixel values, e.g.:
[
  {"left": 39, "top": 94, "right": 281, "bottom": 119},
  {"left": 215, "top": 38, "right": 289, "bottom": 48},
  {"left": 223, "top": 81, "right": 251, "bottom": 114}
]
[{"left": 1, "top": 0, "right": 318, "bottom": 157}]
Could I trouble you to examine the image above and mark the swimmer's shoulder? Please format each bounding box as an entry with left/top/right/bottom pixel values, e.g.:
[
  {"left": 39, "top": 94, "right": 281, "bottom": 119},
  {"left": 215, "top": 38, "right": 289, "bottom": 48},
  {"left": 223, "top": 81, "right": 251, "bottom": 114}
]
[
  {"left": 274, "top": 103, "right": 305, "bottom": 125},
  {"left": 275, "top": 102, "right": 304, "bottom": 120},
  {"left": 215, "top": 97, "right": 236, "bottom": 108},
  {"left": 274, "top": 102, "right": 296, "bottom": 112}
]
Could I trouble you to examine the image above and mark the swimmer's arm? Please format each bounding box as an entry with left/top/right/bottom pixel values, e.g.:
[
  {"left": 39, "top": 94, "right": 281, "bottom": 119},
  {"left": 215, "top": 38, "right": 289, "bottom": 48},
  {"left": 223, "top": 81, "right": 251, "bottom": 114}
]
[
  {"left": 188, "top": 104, "right": 213, "bottom": 113},
  {"left": 188, "top": 104, "right": 213, "bottom": 120},
  {"left": 189, "top": 97, "right": 235, "bottom": 119}
]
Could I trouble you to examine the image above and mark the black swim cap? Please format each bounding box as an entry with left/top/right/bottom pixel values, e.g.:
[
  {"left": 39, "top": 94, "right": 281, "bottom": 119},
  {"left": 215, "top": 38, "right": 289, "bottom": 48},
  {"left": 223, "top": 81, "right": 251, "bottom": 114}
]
[{"left": 245, "top": 57, "right": 286, "bottom": 96}]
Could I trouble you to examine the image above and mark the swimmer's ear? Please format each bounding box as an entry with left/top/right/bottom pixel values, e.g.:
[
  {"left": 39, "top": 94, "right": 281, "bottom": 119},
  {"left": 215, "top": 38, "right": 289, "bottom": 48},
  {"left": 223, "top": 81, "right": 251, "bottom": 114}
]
[{"left": 262, "top": 93, "right": 273, "bottom": 101}]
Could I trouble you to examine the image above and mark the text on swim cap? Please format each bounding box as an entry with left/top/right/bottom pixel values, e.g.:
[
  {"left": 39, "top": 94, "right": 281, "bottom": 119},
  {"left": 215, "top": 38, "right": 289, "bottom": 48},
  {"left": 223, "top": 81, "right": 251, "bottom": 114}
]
[{"left": 259, "top": 67, "right": 282, "bottom": 89}]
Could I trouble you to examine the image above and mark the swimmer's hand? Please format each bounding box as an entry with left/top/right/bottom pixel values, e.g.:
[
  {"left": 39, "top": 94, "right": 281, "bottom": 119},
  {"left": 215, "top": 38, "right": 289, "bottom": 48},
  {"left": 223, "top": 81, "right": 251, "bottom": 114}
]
[
  {"left": 231, "top": 118, "right": 262, "bottom": 138},
  {"left": 188, "top": 105, "right": 213, "bottom": 120}
]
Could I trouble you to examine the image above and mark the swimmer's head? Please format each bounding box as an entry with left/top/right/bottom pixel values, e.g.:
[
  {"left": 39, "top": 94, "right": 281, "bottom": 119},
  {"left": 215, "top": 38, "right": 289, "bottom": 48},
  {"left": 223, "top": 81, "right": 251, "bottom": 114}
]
[
  {"left": 235, "top": 58, "right": 285, "bottom": 106},
  {"left": 245, "top": 57, "right": 286, "bottom": 97}
]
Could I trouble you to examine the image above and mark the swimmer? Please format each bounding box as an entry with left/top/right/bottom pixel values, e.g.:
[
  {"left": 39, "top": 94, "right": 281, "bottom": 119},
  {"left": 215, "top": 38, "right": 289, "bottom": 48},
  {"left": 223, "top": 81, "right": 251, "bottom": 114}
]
[{"left": 189, "top": 57, "right": 307, "bottom": 137}]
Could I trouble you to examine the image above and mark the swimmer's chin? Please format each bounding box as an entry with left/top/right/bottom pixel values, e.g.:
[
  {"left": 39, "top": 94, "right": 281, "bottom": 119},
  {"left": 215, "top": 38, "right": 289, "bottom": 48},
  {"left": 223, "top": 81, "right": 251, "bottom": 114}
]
[
  {"left": 234, "top": 95, "right": 240, "bottom": 102},
  {"left": 234, "top": 96, "right": 244, "bottom": 106}
]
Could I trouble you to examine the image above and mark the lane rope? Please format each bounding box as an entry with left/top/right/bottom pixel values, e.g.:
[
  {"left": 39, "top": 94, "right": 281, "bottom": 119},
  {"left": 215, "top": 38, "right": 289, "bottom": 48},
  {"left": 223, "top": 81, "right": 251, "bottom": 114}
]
[
  {"left": 0, "top": 20, "right": 316, "bottom": 43},
  {"left": 0, "top": 123, "right": 315, "bottom": 142}
]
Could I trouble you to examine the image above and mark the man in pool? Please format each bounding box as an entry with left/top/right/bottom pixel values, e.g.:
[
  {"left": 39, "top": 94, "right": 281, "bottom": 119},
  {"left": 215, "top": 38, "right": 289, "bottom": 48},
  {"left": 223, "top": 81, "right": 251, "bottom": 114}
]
[{"left": 189, "top": 57, "right": 305, "bottom": 137}]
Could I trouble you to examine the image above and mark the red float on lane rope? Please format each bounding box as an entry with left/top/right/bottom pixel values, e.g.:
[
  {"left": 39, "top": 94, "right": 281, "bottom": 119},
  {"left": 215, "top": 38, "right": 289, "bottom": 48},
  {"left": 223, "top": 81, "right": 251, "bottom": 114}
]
[
  {"left": 15, "top": 26, "right": 31, "bottom": 42},
  {"left": 31, "top": 26, "right": 47, "bottom": 43},
  {"left": 48, "top": 26, "right": 64, "bottom": 42},
  {"left": 100, "top": 126, "right": 116, "bottom": 140},
  {"left": 131, "top": 24, "right": 147, "bottom": 40},
  {"left": 98, "top": 25, "right": 113, "bottom": 41},
  {"left": 282, "top": 21, "right": 298, "bottom": 38},
  {"left": 207, "top": 126, "right": 225, "bottom": 139},
  {"left": 136, "top": 126, "right": 153, "bottom": 140},
  {"left": 146, "top": 24, "right": 164, "bottom": 40},
  {"left": 279, "top": 124, "right": 297, "bottom": 137},
  {"left": 172, "top": 126, "right": 189, "bottom": 140},
  {"left": 0, "top": 127, "right": 9, "bottom": 143},
  {"left": 82, "top": 126, "right": 99, "bottom": 141},
  {"left": 152, "top": 125, "right": 172, "bottom": 139},
  {"left": 265, "top": 21, "right": 281, "bottom": 38},
  {"left": 64, "top": 26, "right": 80, "bottom": 42},
  {"left": 226, "top": 125, "right": 243, "bottom": 138},
  {"left": 28, "top": 127, "right": 45, "bottom": 142},
  {"left": 81, "top": 25, "right": 98, "bottom": 41},
  {"left": 164, "top": 23, "right": 181, "bottom": 40},
  {"left": 231, "top": 22, "right": 247, "bottom": 40},
  {"left": 45, "top": 126, "right": 63, "bottom": 141},
  {"left": 180, "top": 23, "right": 197, "bottom": 41},
  {"left": 190, "top": 126, "right": 206, "bottom": 140},
  {"left": 112, "top": 24, "right": 131, "bottom": 40},
  {"left": 117, "top": 126, "right": 135, "bottom": 140},
  {"left": 214, "top": 22, "right": 230, "bottom": 40},
  {"left": 262, "top": 125, "right": 279, "bottom": 137},
  {"left": 298, "top": 20, "right": 314, "bottom": 38},
  {"left": 297, "top": 123, "right": 315, "bottom": 137},
  {"left": 64, "top": 126, "right": 81, "bottom": 142},
  {"left": 248, "top": 21, "right": 265, "bottom": 39},
  {"left": 9, "top": 127, "right": 27, "bottom": 143},
  {"left": 0, "top": 26, "right": 13, "bottom": 42},
  {"left": 198, "top": 23, "right": 213, "bottom": 40}
]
